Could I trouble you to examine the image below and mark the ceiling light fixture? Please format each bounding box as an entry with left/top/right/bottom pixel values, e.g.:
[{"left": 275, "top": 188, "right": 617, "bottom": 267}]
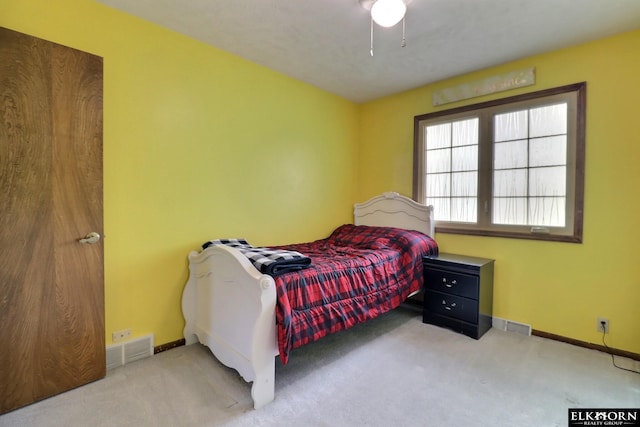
[
  {"left": 360, "top": 0, "right": 408, "bottom": 56},
  {"left": 371, "top": 0, "right": 407, "bottom": 27}
]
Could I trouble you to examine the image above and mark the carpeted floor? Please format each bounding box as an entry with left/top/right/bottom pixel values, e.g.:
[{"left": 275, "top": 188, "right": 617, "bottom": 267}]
[{"left": 1, "top": 306, "right": 639, "bottom": 427}]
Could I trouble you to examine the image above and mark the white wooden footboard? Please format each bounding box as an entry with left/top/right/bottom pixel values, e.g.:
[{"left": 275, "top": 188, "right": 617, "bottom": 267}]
[{"left": 182, "top": 245, "right": 279, "bottom": 409}]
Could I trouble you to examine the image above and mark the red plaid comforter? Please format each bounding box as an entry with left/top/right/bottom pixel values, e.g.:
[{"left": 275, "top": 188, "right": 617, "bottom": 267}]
[{"left": 273, "top": 224, "right": 438, "bottom": 364}]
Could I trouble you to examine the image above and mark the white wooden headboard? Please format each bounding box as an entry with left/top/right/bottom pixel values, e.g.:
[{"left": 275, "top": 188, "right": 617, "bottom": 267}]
[{"left": 354, "top": 192, "right": 435, "bottom": 237}]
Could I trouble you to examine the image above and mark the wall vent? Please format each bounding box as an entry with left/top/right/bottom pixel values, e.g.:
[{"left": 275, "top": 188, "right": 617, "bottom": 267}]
[
  {"left": 492, "top": 317, "right": 531, "bottom": 336},
  {"left": 106, "top": 334, "right": 154, "bottom": 371},
  {"left": 106, "top": 345, "right": 123, "bottom": 370}
]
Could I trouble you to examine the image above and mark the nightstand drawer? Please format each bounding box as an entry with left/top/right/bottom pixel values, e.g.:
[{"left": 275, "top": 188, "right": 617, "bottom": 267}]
[
  {"left": 424, "top": 290, "right": 478, "bottom": 324},
  {"left": 424, "top": 268, "right": 479, "bottom": 300}
]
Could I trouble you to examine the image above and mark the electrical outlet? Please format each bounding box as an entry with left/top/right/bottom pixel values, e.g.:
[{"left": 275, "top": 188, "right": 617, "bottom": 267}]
[
  {"left": 597, "top": 317, "right": 609, "bottom": 334},
  {"left": 112, "top": 328, "right": 132, "bottom": 342}
]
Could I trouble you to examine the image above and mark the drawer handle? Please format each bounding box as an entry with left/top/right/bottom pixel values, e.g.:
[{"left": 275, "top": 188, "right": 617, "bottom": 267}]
[
  {"left": 442, "top": 278, "right": 457, "bottom": 288},
  {"left": 442, "top": 300, "right": 457, "bottom": 310}
]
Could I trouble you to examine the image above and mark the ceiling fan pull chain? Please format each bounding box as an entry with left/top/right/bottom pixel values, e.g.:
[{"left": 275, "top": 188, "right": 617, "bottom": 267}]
[
  {"left": 401, "top": 15, "right": 406, "bottom": 48},
  {"left": 370, "top": 15, "right": 375, "bottom": 56}
]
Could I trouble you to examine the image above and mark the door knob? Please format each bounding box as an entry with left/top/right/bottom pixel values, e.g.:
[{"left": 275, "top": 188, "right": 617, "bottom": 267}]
[{"left": 79, "top": 232, "right": 100, "bottom": 244}]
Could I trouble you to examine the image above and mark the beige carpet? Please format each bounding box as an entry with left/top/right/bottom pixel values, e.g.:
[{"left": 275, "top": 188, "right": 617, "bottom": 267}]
[{"left": 1, "top": 307, "right": 639, "bottom": 427}]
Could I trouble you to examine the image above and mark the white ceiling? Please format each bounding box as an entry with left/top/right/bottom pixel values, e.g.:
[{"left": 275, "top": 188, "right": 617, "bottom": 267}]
[{"left": 97, "top": 0, "right": 640, "bottom": 103}]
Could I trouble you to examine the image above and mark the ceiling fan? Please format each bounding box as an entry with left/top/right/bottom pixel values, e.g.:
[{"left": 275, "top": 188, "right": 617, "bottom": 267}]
[{"left": 359, "top": 0, "right": 409, "bottom": 56}]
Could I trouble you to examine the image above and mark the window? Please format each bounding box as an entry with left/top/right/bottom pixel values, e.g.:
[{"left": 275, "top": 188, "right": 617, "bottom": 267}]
[{"left": 413, "top": 83, "right": 586, "bottom": 242}]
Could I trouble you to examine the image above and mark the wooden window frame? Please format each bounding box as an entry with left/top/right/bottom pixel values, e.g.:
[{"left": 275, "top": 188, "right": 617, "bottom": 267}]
[{"left": 413, "top": 82, "right": 586, "bottom": 243}]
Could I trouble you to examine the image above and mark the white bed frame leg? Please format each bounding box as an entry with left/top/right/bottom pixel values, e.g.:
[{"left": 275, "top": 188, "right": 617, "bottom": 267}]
[
  {"left": 251, "top": 362, "right": 275, "bottom": 409},
  {"left": 249, "top": 275, "right": 278, "bottom": 409}
]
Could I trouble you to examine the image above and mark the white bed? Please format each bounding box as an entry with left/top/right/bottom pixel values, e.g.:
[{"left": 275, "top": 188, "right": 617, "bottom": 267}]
[{"left": 181, "top": 192, "right": 434, "bottom": 409}]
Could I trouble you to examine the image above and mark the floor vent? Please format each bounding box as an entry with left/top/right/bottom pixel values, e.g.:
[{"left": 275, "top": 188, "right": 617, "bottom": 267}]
[
  {"left": 492, "top": 317, "right": 531, "bottom": 336},
  {"left": 106, "top": 334, "right": 154, "bottom": 370}
]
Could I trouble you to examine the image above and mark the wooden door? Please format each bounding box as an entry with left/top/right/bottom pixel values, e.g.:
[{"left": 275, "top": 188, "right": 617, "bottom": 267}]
[{"left": 0, "top": 27, "right": 104, "bottom": 414}]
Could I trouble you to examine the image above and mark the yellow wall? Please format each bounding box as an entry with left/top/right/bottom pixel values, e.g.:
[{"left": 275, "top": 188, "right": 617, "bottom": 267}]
[
  {"left": 359, "top": 30, "right": 640, "bottom": 354},
  {"left": 2, "top": 0, "right": 638, "bottom": 356},
  {"left": 0, "top": 0, "right": 360, "bottom": 345}
]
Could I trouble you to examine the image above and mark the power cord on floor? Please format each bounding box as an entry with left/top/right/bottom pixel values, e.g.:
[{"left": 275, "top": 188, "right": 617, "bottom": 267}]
[{"left": 600, "top": 322, "right": 640, "bottom": 375}]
